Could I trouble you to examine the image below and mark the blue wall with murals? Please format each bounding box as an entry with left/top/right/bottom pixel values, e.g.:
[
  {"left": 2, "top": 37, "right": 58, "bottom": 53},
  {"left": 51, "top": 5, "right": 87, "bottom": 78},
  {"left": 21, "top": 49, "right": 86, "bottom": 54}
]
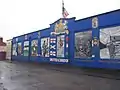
[{"left": 12, "top": 9, "right": 120, "bottom": 69}]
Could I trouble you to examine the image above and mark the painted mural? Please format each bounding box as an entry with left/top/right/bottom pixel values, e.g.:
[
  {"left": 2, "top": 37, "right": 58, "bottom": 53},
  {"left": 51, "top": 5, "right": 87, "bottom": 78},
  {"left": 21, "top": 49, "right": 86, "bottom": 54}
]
[
  {"left": 57, "top": 35, "right": 65, "bottom": 57},
  {"left": 100, "top": 26, "right": 120, "bottom": 59},
  {"left": 18, "top": 42, "right": 22, "bottom": 55},
  {"left": 49, "top": 19, "right": 69, "bottom": 62},
  {"left": 41, "top": 38, "right": 49, "bottom": 57},
  {"left": 55, "top": 20, "right": 67, "bottom": 33},
  {"left": 23, "top": 41, "right": 29, "bottom": 56},
  {"left": 51, "top": 19, "right": 69, "bottom": 35},
  {"left": 12, "top": 44, "right": 17, "bottom": 56},
  {"left": 31, "top": 40, "right": 38, "bottom": 56},
  {"left": 75, "top": 31, "right": 92, "bottom": 58},
  {"left": 50, "top": 19, "right": 68, "bottom": 59}
]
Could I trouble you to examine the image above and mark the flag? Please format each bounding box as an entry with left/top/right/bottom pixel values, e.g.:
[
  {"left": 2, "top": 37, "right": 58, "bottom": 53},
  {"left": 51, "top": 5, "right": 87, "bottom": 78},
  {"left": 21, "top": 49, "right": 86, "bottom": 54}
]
[
  {"left": 62, "top": 0, "right": 69, "bottom": 18},
  {"left": 50, "top": 51, "right": 56, "bottom": 56},
  {"left": 50, "top": 38, "right": 56, "bottom": 43}
]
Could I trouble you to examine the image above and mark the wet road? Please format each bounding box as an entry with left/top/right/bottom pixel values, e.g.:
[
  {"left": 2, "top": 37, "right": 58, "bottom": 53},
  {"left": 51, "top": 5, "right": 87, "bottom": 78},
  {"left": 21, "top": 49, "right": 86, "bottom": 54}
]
[{"left": 0, "top": 61, "right": 120, "bottom": 90}]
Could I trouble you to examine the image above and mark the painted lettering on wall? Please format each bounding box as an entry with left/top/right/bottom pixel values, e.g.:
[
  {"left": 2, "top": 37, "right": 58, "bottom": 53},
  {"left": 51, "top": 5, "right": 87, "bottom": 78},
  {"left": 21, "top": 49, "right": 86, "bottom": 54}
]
[{"left": 50, "top": 58, "right": 68, "bottom": 63}]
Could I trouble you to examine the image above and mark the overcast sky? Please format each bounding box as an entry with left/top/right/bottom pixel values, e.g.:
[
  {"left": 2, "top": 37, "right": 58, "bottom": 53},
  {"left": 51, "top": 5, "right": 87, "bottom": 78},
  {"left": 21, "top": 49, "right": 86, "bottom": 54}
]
[{"left": 0, "top": 0, "right": 120, "bottom": 42}]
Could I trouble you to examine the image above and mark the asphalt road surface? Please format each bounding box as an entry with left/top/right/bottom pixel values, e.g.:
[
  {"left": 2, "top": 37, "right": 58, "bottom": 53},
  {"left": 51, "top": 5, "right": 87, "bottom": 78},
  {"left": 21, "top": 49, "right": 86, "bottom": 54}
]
[{"left": 0, "top": 60, "right": 120, "bottom": 90}]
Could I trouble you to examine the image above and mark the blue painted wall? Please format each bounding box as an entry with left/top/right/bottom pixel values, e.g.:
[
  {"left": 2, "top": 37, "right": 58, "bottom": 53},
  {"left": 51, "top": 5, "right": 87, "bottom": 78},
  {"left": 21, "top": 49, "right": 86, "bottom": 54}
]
[{"left": 11, "top": 9, "right": 120, "bottom": 69}]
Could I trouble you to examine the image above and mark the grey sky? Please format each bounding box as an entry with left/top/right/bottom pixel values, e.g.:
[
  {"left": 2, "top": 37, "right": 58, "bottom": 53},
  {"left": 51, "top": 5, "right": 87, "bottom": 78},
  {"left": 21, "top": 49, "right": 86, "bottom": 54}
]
[{"left": 0, "top": 0, "right": 120, "bottom": 42}]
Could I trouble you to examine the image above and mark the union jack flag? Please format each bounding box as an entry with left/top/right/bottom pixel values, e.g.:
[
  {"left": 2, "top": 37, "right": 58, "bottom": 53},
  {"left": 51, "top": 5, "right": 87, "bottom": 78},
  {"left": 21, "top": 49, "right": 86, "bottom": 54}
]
[
  {"left": 62, "top": 0, "right": 69, "bottom": 18},
  {"left": 50, "top": 38, "right": 56, "bottom": 43},
  {"left": 50, "top": 51, "right": 56, "bottom": 56}
]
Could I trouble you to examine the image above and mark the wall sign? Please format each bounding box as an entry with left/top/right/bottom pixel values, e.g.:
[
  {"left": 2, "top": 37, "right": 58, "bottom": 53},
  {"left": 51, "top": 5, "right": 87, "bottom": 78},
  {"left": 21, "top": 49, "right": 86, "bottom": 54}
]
[{"left": 50, "top": 58, "right": 68, "bottom": 63}]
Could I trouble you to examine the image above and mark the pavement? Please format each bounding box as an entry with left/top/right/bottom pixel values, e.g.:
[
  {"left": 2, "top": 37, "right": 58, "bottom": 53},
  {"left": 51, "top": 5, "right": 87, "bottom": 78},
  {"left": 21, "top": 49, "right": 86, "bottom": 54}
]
[{"left": 0, "top": 60, "right": 120, "bottom": 90}]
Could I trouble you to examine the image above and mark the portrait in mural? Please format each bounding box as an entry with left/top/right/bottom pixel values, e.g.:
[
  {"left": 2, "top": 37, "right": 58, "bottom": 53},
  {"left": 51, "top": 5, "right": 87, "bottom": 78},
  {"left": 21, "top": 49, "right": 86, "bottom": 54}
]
[
  {"left": 75, "top": 31, "right": 92, "bottom": 58},
  {"left": 31, "top": 40, "right": 38, "bottom": 56},
  {"left": 23, "top": 41, "right": 29, "bottom": 56},
  {"left": 18, "top": 42, "right": 22, "bottom": 55},
  {"left": 41, "top": 38, "right": 49, "bottom": 57},
  {"left": 57, "top": 35, "right": 65, "bottom": 57},
  {"left": 100, "top": 26, "right": 120, "bottom": 59},
  {"left": 12, "top": 44, "right": 17, "bottom": 56}
]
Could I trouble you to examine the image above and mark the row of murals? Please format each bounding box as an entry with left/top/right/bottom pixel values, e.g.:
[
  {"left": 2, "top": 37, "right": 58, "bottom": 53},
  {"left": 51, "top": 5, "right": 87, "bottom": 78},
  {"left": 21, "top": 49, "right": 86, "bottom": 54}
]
[
  {"left": 12, "top": 25, "right": 120, "bottom": 59},
  {"left": 75, "top": 25, "right": 120, "bottom": 59},
  {"left": 12, "top": 35, "right": 65, "bottom": 57},
  {"left": 11, "top": 9, "right": 120, "bottom": 69},
  {"left": 12, "top": 19, "right": 68, "bottom": 62}
]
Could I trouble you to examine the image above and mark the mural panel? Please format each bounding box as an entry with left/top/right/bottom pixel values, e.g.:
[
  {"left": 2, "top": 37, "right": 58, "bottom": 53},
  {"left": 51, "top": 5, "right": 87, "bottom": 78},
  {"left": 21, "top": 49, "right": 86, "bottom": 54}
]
[
  {"left": 23, "top": 41, "right": 29, "bottom": 56},
  {"left": 41, "top": 38, "right": 49, "bottom": 57},
  {"left": 57, "top": 35, "right": 65, "bottom": 57},
  {"left": 50, "top": 19, "right": 69, "bottom": 62},
  {"left": 12, "top": 44, "right": 17, "bottom": 56},
  {"left": 18, "top": 42, "right": 22, "bottom": 55},
  {"left": 75, "top": 31, "right": 92, "bottom": 58},
  {"left": 100, "top": 26, "right": 120, "bottom": 59},
  {"left": 31, "top": 40, "right": 38, "bottom": 56}
]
